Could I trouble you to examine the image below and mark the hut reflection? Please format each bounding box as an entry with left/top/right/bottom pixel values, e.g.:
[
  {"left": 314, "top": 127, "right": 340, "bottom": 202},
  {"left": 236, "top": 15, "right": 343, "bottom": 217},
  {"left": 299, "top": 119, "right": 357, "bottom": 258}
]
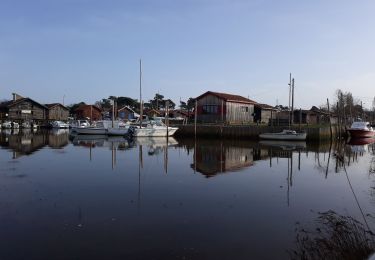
[
  {"left": 0, "top": 129, "right": 69, "bottom": 158},
  {"left": 190, "top": 139, "right": 254, "bottom": 177}
]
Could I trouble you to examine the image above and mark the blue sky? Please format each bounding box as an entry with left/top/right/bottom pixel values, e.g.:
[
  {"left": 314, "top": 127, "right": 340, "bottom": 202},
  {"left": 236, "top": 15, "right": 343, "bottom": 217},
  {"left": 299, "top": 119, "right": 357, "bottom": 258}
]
[{"left": 1, "top": 0, "right": 374, "bottom": 109}]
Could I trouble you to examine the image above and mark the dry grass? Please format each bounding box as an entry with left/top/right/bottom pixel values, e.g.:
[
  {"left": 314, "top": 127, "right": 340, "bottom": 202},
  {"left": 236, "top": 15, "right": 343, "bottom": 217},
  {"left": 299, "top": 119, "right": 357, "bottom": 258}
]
[{"left": 289, "top": 210, "right": 375, "bottom": 260}]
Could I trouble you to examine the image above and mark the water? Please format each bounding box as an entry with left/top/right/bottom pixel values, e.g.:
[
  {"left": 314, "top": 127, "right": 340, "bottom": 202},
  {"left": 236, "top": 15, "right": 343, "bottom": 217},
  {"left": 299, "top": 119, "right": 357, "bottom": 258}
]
[{"left": 1, "top": 129, "right": 375, "bottom": 259}]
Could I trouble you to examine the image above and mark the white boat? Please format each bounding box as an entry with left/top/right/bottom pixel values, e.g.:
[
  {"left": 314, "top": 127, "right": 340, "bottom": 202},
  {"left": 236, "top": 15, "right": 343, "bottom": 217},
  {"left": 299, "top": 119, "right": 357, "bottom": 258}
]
[
  {"left": 70, "top": 119, "right": 90, "bottom": 129},
  {"left": 22, "top": 121, "right": 32, "bottom": 128},
  {"left": 2, "top": 121, "right": 12, "bottom": 129},
  {"left": 133, "top": 120, "right": 178, "bottom": 137},
  {"left": 347, "top": 121, "right": 375, "bottom": 138},
  {"left": 107, "top": 121, "right": 133, "bottom": 136},
  {"left": 259, "top": 129, "right": 307, "bottom": 141},
  {"left": 74, "top": 121, "right": 108, "bottom": 135},
  {"left": 51, "top": 121, "right": 69, "bottom": 129}
]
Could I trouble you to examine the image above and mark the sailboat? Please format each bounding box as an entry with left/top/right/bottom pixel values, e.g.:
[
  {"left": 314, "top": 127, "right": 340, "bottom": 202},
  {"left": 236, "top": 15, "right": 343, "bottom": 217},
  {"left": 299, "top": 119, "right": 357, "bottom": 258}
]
[
  {"left": 259, "top": 74, "right": 307, "bottom": 141},
  {"left": 133, "top": 59, "right": 178, "bottom": 137}
]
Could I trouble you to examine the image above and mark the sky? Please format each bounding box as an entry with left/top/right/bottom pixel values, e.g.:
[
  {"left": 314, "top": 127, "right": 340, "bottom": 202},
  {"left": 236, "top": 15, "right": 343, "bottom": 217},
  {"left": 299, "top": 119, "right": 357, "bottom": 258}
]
[{"left": 1, "top": 0, "right": 375, "bottom": 109}]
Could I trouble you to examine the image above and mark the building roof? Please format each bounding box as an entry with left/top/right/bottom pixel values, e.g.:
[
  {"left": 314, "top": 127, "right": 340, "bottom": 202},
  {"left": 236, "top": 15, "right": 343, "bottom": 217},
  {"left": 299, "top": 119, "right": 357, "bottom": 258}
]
[
  {"left": 0, "top": 97, "right": 48, "bottom": 109},
  {"left": 75, "top": 104, "right": 102, "bottom": 112},
  {"left": 45, "top": 103, "right": 69, "bottom": 110},
  {"left": 254, "top": 103, "right": 277, "bottom": 110},
  {"left": 118, "top": 106, "right": 136, "bottom": 113},
  {"left": 196, "top": 91, "right": 257, "bottom": 104}
]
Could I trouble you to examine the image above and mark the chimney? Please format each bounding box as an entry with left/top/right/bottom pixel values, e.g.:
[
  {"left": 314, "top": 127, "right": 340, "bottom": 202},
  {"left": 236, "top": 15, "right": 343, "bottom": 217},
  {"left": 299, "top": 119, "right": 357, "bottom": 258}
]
[{"left": 12, "top": 93, "right": 23, "bottom": 101}]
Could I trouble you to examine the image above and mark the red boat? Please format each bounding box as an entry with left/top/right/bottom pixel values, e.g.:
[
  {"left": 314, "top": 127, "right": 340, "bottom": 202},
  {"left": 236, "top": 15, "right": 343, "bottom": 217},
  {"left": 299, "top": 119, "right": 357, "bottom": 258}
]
[
  {"left": 347, "top": 121, "right": 375, "bottom": 138},
  {"left": 347, "top": 137, "right": 375, "bottom": 146}
]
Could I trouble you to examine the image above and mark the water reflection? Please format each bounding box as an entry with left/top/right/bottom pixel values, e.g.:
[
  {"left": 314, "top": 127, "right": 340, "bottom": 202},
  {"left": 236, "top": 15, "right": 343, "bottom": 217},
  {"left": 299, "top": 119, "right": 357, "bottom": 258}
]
[
  {"left": 0, "top": 129, "right": 69, "bottom": 158},
  {"left": 0, "top": 131, "right": 375, "bottom": 259}
]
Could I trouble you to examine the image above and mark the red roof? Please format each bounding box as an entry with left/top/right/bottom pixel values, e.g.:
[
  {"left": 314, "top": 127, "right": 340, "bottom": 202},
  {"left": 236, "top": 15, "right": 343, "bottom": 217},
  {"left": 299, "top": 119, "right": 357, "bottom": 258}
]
[
  {"left": 75, "top": 104, "right": 102, "bottom": 112},
  {"left": 196, "top": 91, "right": 257, "bottom": 104}
]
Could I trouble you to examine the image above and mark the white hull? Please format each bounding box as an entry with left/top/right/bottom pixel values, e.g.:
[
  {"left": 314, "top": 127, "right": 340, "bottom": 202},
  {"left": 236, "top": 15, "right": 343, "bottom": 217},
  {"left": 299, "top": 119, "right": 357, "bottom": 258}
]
[
  {"left": 107, "top": 127, "right": 130, "bottom": 136},
  {"left": 133, "top": 127, "right": 178, "bottom": 137},
  {"left": 51, "top": 121, "right": 69, "bottom": 129},
  {"left": 259, "top": 131, "right": 307, "bottom": 141},
  {"left": 74, "top": 127, "right": 107, "bottom": 135}
]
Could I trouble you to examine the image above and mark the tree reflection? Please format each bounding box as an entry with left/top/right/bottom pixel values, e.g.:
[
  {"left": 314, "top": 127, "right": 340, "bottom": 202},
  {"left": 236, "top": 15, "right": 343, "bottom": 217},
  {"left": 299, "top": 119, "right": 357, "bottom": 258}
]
[{"left": 290, "top": 210, "right": 375, "bottom": 260}]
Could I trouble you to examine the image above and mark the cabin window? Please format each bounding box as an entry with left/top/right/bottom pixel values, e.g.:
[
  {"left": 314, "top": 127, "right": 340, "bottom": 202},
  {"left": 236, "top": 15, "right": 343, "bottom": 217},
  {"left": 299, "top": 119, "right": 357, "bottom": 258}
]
[
  {"left": 241, "top": 106, "right": 249, "bottom": 112},
  {"left": 202, "top": 105, "right": 218, "bottom": 114}
]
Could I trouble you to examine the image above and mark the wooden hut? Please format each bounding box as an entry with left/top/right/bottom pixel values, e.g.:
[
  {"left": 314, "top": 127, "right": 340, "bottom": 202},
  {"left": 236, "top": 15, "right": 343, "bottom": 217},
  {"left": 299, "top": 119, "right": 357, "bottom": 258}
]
[
  {"left": 0, "top": 93, "right": 48, "bottom": 125},
  {"left": 45, "top": 103, "right": 69, "bottom": 122},
  {"left": 195, "top": 91, "right": 256, "bottom": 124},
  {"left": 74, "top": 105, "right": 102, "bottom": 121},
  {"left": 253, "top": 103, "right": 278, "bottom": 124}
]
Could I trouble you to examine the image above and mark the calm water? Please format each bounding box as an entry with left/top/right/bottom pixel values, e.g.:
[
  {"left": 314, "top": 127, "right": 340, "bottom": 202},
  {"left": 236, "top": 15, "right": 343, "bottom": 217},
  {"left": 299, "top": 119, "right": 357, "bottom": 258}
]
[{"left": 1, "top": 129, "right": 375, "bottom": 259}]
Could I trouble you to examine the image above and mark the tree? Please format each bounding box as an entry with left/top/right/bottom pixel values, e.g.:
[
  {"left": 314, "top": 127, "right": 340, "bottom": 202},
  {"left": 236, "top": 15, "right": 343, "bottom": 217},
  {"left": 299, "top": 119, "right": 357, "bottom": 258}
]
[
  {"left": 149, "top": 93, "right": 165, "bottom": 109},
  {"left": 67, "top": 102, "right": 86, "bottom": 114},
  {"left": 180, "top": 101, "right": 187, "bottom": 110}
]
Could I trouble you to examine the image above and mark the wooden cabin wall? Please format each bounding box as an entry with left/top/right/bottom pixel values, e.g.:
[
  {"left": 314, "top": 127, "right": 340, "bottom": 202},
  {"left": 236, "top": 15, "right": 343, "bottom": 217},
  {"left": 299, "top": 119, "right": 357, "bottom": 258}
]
[
  {"left": 226, "top": 102, "right": 254, "bottom": 123},
  {"left": 197, "top": 94, "right": 226, "bottom": 123},
  {"left": 48, "top": 106, "right": 69, "bottom": 121},
  {"left": 260, "top": 110, "right": 272, "bottom": 124},
  {"left": 8, "top": 100, "right": 46, "bottom": 121}
]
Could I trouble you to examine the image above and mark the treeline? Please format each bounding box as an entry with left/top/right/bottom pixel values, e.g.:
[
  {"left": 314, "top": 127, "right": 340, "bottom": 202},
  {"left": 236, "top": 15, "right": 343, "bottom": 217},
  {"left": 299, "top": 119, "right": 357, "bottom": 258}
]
[{"left": 66, "top": 93, "right": 196, "bottom": 114}]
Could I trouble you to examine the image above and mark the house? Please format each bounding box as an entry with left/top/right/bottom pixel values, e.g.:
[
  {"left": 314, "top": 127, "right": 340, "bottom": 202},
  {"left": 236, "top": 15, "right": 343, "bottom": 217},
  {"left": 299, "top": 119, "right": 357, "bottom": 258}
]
[
  {"left": 45, "top": 103, "right": 69, "bottom": 121},
  {"left": 195, "top": 91, "right": 256, "bottom": 123},
  {"left": 144, "top": 108, "right": 163, "bottom": 118},
  {"left": 74, "top": 105, "right": 102, "bottom": 121},
  {"left": 0, "top": 93, "right": 48, "bottom": 124},
  {"left": 118, "top": 106, "right": 138, "bottom": 120},
  {"left": 253, "top": 103, "right": 278, "bottom": 124},
  {"left": 293, "top": 106, "right": 331, "bottom": 125}
]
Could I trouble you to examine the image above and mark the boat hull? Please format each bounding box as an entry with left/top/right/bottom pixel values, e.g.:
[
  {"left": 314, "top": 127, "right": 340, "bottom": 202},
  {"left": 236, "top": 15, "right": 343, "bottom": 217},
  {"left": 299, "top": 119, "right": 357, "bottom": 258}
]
[
  {"left": 133, "top": 127, "right": 178, "bottom": 137},
  {"left": 259, "top": 132, "right": 307, "bottom": 141},
  {"left": 107, "top": 128, "right": 130, "bottom": 136},
  {"left": 347, "top": 129, "right": 375, "bottom": 138},
  {"left": 74, "top": 127, "right": 107, "bottom": 135}
]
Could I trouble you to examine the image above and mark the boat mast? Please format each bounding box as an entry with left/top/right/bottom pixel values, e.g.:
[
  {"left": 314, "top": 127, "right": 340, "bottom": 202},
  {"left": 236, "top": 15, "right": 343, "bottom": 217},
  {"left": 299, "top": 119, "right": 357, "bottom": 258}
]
[
  {"left": 288, "top": 73, "right": 292, "bottom": 128},
  {"left": 291, "top": 78, "right": 295, "bottom": 125},
  {"left": 139, "top": 59, "right": 143, "bottom": 128}
]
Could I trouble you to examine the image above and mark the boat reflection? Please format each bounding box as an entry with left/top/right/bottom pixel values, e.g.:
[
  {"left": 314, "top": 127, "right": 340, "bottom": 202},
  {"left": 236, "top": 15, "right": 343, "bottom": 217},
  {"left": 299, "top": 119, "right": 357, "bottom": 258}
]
[{"left": 259, "top": 140, "right": 306, "bottom": 151}]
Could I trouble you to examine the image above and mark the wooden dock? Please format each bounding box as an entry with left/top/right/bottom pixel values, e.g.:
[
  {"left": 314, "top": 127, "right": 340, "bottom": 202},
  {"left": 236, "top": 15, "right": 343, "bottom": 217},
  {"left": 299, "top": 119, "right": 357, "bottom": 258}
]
[{"left": 174, "top": 124, "right": 341, "bottom": 141}]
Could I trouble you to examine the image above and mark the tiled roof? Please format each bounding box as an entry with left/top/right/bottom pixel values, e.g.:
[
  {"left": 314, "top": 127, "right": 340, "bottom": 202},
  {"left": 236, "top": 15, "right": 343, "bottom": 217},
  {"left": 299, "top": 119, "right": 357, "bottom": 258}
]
[{"left": 196, "top": 91, "right": 257, "bottom": 104}]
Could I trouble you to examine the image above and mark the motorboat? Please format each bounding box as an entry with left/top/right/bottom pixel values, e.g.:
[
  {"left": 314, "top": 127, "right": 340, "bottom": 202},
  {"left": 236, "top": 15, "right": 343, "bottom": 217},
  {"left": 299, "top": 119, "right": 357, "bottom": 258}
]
[
  {"left": 347, "top": 121, "right": 375, "bottom": 138},
  {"left": 259, "top": 129, "right": 307, "bottom": 141},
  {"left": 51, "top": 121, "right": 69, "bottom": 129},
  {"left": 347, "top": 137, "right": 375, "bottom": 146},
  {"left": 74, "top": 120, "right": 108, "bottom": 135},
  {"left": 21, "top": 121, "right": 36, "bottom": 129},
  {"left": 69, "top": 120, "right": 90, "bottom": 129},
  {"left": 132, "top": 120, "right": 178, "bottom": 137},
  {"left": 107, "top": 121, "right": 133, "bottom": 136},
  {"left": 2, "top": 121, "right": 12, "bottom": 129}
]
